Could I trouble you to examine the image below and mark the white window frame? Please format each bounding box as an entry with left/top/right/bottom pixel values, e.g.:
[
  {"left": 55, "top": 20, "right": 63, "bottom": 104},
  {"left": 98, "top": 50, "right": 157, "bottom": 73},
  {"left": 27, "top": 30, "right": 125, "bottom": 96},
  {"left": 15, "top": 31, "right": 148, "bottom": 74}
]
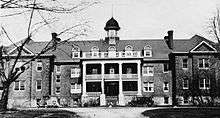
[
  {"left": 36, "top": 80, "right": 42, "bottom": 91},
  {"left": 198, "top": 58, "right": 209, "bottom": 69},
  {"left": 55, "top": 87, "right": 61, "bottom": 94},
  {"left": 14, "top": 80, "right": 25, "bottom": 91},
  {"left": 182, "top": 58, "right": 188, "bottom": 69},
  {"left": 199, "top": 79, "right": 210, "bottom": 89},
  {"left": 71, "top": 68, "right": 80, "bottom": 78},
  {"left": 163, "top": 82, "right": 169, "bottom": 92},
  {"left": 143, "top": 66, "right": 154, "bottom": 76},
  {"left": 163, "top": 63, "right": 169, "bottom": 73},
  {"left": 70, "top": 83, "right": 81, "bottom": 93},
  {"left": 36, "top": 61, "right": 43, "bottom": 72},
  {"left": 144, "top": 45, "right": 152, "bottom": 57},
  {"left": 56, "top": 75, "right": 61, "bottom": 83},
  {"left": 143, "top": 82, "right": 154, "bottom": 92},
  {"left": 72, "top": 52, "right": 80, "bottom": 58},
  {"left": 56, "top": 65, "right": 61, "bottom": 74},
  {"left": 183, "top": 79, "right": 189, "bottom": 89}
]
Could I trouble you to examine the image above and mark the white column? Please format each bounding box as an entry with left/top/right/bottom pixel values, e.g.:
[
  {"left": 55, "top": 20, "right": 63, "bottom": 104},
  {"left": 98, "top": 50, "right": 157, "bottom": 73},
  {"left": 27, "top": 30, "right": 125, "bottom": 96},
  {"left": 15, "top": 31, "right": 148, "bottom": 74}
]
[
  {"left": 118, "top": 62, "right": 125, "bottom": 106},
  {"left": 137, "top": 61, "right": 142, "bottom": 96},
  {"left": 100, "top": 62, "right": 106, "bottom": 106},
  {"left": 82, "top": 62, "right": 87, "bottom": 96}
]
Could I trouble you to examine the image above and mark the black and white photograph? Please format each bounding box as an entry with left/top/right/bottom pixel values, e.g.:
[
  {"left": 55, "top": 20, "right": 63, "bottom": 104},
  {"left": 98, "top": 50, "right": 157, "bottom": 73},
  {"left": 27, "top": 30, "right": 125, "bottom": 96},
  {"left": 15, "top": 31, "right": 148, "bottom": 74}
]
[{"left": 0, "top": 0, "right": 220, "bottom": 117}]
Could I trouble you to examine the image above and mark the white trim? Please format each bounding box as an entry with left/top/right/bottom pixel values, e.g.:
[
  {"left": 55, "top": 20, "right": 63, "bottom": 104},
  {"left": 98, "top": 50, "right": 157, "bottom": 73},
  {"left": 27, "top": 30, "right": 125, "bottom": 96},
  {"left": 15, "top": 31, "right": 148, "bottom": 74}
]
[
  {"left": 163, "top": 82, "right": 169, "bottom": 92},
  {"left": 8, "top": 46, "right": 34, "bottom": 55},
  {"left": 190, "top": 41, "right": 217, "bottom": 53}
]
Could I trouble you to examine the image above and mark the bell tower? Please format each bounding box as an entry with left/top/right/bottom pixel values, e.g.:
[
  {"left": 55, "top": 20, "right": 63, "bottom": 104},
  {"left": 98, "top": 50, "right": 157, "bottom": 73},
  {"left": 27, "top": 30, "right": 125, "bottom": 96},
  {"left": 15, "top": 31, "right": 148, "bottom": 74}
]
[{"left": 104, "top": 17, "right": 120, "bottom": 45}]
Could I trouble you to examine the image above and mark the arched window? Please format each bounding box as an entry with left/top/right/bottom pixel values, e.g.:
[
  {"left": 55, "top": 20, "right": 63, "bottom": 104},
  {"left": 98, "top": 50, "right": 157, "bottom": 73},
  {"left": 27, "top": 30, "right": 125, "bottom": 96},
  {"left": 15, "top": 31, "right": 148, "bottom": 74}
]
[
  {"left": 91, "top": 46, "right": 99, "bottom": 57},
  {"left": 91, "top": 46, "right": 99, "bottom": 52},
  {"left": 125, "top": 45, "right": 133, "bottom": 51},
  {"left": 144, "top": 45, "right": 152, "bottom": 57},
  {"left": 72, "top": 46, "right": 80, "bottom": 58},
  {"left": 108, "top": 46, "right": 116, "bottom": 51}
]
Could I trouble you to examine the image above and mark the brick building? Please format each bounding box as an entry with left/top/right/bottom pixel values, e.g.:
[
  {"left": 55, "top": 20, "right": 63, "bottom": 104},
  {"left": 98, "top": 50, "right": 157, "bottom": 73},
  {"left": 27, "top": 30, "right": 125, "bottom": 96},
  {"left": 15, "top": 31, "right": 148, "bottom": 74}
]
[{"left": 0, "top": 17, "right": 219, "bottom": 108}]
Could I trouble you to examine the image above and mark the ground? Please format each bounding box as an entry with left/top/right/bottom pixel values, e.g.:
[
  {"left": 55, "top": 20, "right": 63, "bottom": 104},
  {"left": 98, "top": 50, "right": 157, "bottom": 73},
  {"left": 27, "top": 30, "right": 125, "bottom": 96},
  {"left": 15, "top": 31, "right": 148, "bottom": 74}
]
[{"left": 61, "top": 107, "right": 158, "bottom": 118}]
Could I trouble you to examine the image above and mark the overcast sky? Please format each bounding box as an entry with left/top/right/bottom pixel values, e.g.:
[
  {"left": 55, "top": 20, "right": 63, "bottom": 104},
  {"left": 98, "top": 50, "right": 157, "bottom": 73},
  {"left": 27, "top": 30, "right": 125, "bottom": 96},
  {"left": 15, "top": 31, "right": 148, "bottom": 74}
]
[{"left": 1, "top": 0, "right": 220, "bottom": 45}]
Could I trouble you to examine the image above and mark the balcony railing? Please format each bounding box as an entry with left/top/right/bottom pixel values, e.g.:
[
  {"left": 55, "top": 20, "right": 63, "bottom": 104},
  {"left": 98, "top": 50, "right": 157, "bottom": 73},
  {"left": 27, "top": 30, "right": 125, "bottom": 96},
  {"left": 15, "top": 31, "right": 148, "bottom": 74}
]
[
  {"left": 85, "top": 74, "right": 138, "bottom": 80},
  {"left": 82, "top": 51, "right": 142, "bottom": 58}
]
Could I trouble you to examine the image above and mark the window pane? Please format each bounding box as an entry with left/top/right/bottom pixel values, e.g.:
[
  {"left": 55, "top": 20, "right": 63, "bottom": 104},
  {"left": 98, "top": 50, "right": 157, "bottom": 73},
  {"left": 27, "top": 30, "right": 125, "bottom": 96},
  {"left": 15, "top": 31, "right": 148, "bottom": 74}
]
[
  {"left": 205, "top": 59, "right": 209, "bottom": 68},
  {"left": 200, "top": 79, "right": 204, "bottom": 88},
  {"left": 199, "top": 59, "right": 203, "bottom": 68},
  {"left": 56, "top": 65, "right": 61, "bottom": 73},
  {"left": 182, "top": 59, "right": 188, "bottom": 68},
  {"left": 36, "top": 80, "right": 42, "bottom": 90},
  {"left": 14, "top": 81, "right": 19, "bottom": 90},
  {"left": 164, "top": 63, "right": 169, "bottom": 72},
  {"left": 20, "top": 80, "right": 25, "bottom": 90},
  {"left": 123, "top": 81, "right": 137, "bottom": 91},
  {"left": 86, "top": 82, "right": 101, "bottom": 92},
  {"left": 37, "top": 62, "right": 43, "bottom": 71}
]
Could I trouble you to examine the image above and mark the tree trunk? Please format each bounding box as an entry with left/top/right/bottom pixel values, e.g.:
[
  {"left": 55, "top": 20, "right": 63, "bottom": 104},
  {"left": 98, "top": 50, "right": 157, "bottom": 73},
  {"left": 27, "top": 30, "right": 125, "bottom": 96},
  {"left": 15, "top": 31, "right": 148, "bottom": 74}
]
[{"left": 0, "top": 84, "right": 10, "bottom": 111}]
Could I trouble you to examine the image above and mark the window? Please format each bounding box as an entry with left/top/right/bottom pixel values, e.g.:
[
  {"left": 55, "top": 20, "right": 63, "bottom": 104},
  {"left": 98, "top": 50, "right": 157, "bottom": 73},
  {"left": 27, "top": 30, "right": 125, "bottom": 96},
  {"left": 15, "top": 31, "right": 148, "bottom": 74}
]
[
  {"left": 199, "top": 79, "right": 210, "bottom": 89},
  {"left": 91, "top": 46, "right": 99, "bottom": 57},
  {"left": 198, "top": 58, "right": 209, "bottom": 69},
  {"left": 144, "top": 45, "right": 152, "bottom": 57},
  {"left": 86, "top": 82, "right": 101, "bottom": 92},
  {"left": 14, "top": 80, "right": 25, "bottom": 91},
  {"left": 125, "top": 45, "right": 133, "bottom": 51},
  {"left": 126, "top": 68, "right": 132, "bottom": 74},
  {"left": 71, "top": 83, "right": 81, "bottom": 93},
  {"left": 92, "top": 68, "right": 98, "bottom": 74},
  {"left": 143, "top": 66, "right": 154, "bottom": 76},
  {"left": 164, "top": 97, "right": 169, "bottom": 104},
  {"left": 143, "top": 82, "right": 154, "bottom": 92},
  {"left": 56, "top": 65, "right": 61, "bottom": 73},
  {"left": 182, "top": 59, "right": 188, "bottom": 69},
  {"left": 56, "top": 87, "right": 61, "bottom": 94},
  {"left": 14, "top": 81, "right": 19, "bottom": 90},
  {"left": 163, "top": 63, "right": 169, "bottom": 72},
  {"left": 56, "top": 75, "right": 61, "bottom": 83},
  {"left": 36, "top": 80, "right": 42, "bottom": 91},
  {"left": 71, "top": 68, "right": 80, "bottom": 78},
  {"left": 163, "top": 82, "right": 169, "bottom": 92},
  {"left": 122, "top": 81, "right": 138, "bottom": 91},
  {"left": 109, "top": 68, "right": 115, "bottom": 74},
  {"left": 72, "top": 47, "right": 80, "bottom": 58},
  {"left": 183, "top": 79, "right": 189, "bottom": 89},
  {"left": 36, "top": 62, "right": 43, "bottom": 72}
]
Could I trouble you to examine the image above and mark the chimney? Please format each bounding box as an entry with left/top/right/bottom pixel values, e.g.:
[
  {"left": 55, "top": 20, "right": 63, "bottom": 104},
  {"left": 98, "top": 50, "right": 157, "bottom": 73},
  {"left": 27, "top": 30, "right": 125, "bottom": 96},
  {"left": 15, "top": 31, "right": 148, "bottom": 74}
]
[
  {"left": 52, "top": 32, "right": 61, "bottom": 42},
  {"left": 164, "top": 30, "right": 174, "bottom": 50}
]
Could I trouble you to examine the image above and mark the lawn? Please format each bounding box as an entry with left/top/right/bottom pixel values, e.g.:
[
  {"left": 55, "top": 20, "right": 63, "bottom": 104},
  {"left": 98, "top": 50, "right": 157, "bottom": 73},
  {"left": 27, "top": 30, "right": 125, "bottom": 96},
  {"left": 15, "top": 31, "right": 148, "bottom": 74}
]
[
  {"left": 0, "top": 109, "right": 79, "bottom": 118},
  {"left": 142, "top": 107, "right": 220, "bottom": 118}
]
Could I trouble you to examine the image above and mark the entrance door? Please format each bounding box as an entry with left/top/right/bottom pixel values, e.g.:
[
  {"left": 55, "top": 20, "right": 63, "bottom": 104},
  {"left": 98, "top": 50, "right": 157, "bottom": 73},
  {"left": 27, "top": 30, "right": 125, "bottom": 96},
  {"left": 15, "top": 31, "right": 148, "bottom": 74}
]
[{"left": 104, "top": 81, "right": 119, "bottom": 96}]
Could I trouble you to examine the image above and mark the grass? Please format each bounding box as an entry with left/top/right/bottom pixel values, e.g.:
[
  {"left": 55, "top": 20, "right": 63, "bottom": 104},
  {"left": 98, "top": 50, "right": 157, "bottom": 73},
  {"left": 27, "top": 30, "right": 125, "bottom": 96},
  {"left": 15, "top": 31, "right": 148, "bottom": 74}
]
[
  {"left": 0, "top": 109, "right": 79, "bottom": 118},
  {"left": 142, "top": 107, "right": 220, "bottom": 118}
]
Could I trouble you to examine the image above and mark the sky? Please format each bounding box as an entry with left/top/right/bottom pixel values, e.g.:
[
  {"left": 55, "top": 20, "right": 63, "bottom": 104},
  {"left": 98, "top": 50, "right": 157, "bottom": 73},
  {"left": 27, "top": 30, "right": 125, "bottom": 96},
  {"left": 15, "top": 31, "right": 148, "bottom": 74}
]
[{"left": 1, "top": 0, "right": 220, "bottom": 45}]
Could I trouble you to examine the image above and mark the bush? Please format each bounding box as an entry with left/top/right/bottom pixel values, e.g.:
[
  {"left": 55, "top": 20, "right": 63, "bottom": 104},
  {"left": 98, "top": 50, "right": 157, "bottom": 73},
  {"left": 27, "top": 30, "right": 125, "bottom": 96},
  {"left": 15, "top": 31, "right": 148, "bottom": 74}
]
[{"left": 128, "top": 97, "right": 154, "bottom": 107}]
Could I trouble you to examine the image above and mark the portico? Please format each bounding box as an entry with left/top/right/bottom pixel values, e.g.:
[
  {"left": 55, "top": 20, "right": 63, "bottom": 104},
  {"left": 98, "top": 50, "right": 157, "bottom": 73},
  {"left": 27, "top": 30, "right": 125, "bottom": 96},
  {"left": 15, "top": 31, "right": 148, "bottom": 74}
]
[{"left": 81, "top": 60, "right": 142, "bottom": 106}]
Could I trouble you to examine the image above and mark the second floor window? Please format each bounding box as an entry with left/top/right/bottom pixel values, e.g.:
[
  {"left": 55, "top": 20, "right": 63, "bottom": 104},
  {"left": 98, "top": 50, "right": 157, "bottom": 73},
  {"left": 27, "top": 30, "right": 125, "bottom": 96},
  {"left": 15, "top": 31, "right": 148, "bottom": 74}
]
[
  {"left": 182, "top": 59, "right": 188, "bottom": 69},
  {"left": 163, "top": 82, "right": 169, "bottom": 92},
  {"left": 56, "top": 65, "right": 61, "bottom": 73},
  {"left": 36, "top": 80, "right": 42, "bottom": 91},
  {"left": 143, "top": 82, "right": 154, "bottom": 92},
  {"left": 36, "top": 62, "right": 43, "bottom": 72},
  {"left": 71, "top": 68, "right": 80, "bottom": 78},
  {"left": 14, "top": 80, "right": 25, "bottom": 91},
  {"left": 163, "top": 63, "right": 169, "bottom": 72},
  {"left": 56, "top": 87, "right": 61, "bottom": 94},
  {"left": 56, "top": 75, "right": 61, "bottom": 83},
  {"left": 198, "top": 58, "right": 209, "bottom": 69},
  {"left": 199, "top": 79, "right": 210, "bottom": 89},
  {"left": 143, "top": 66, "right": 154, "bottom": 76}
]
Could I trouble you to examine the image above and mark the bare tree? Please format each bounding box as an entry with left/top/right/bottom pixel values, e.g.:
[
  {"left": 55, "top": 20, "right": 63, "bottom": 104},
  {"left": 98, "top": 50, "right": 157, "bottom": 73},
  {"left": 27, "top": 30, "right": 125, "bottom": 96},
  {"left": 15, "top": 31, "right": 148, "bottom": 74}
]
[{"left": 0, "top": 0, "right": 98, "bottom": 111}]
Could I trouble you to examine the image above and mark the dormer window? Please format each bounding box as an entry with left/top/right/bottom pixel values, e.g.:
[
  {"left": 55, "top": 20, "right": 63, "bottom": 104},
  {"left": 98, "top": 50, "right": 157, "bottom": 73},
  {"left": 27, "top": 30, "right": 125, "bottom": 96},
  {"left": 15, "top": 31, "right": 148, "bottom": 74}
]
[
  {"left": 125, "top": 45, "right": 133, "bottom": 57},
  {"left": 72, "top": 47, "right": 80, "bottom": 58},
  {"left": 108, "top": 46, "right": 116, "bottom": 57},
  {"left": 144, "top": 45, "right": 152, "bottom": 57},
  {"left": 91, "top": 46, "right": 99, "bottom": 57}
]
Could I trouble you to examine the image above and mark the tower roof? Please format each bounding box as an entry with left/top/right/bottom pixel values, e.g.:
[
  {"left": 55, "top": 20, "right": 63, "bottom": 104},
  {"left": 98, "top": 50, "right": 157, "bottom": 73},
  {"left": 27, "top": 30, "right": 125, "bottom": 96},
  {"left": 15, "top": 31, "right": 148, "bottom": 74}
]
[{"left": 104, "top": 17, "right": 120, "bottom": 31}]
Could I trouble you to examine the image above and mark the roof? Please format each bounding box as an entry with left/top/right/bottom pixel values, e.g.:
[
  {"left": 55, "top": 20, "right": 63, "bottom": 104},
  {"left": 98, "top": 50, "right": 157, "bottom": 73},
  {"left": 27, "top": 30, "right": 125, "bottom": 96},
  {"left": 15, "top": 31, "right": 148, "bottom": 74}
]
[
  {"left": 5, "top": 35, "right": 217, "bottom": 62},
  {"left": 104, "top": 17, "right": 120, "bottom": 31}
]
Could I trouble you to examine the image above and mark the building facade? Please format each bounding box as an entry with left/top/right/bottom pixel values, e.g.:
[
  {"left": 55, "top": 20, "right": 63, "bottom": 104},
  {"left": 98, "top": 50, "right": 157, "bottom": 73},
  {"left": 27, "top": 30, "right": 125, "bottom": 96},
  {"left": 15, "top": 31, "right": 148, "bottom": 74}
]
[{"left": 0, "top": 17, "right": 219, "bottom": 108}]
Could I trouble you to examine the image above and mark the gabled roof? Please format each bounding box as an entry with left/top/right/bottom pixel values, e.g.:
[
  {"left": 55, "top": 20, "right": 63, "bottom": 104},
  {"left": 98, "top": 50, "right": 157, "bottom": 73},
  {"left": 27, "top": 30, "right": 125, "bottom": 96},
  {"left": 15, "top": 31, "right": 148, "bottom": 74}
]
[
  {"left": 5, "top": 34, "right": 217, "bottom": 62},
  {"left": 190, "top": 41, "right": 217, "bottom": 53}
]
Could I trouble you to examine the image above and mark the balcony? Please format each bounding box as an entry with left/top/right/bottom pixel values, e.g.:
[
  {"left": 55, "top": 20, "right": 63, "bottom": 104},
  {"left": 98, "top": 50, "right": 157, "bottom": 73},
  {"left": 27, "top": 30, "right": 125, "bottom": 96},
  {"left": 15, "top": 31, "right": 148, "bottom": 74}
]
[
  {"left": 82, "top": 51, "right": 142, "bottom": 59},
  {"left": 104, "top": 74, "right": 120, "bottom": 80},
  {"left": 122, "top": 74, "right": 138, "bottom": 79}
]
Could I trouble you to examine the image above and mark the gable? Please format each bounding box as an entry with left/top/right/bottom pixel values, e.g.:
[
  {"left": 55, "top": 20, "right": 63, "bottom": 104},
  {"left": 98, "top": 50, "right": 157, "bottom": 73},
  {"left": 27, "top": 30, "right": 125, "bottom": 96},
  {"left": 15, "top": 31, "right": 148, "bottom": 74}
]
[
  {"left": 8, "top": 46, "right": 34, "bottom": 55},
  {"left": 190, "top": 41, "right": 217, "bottom": 53}
]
